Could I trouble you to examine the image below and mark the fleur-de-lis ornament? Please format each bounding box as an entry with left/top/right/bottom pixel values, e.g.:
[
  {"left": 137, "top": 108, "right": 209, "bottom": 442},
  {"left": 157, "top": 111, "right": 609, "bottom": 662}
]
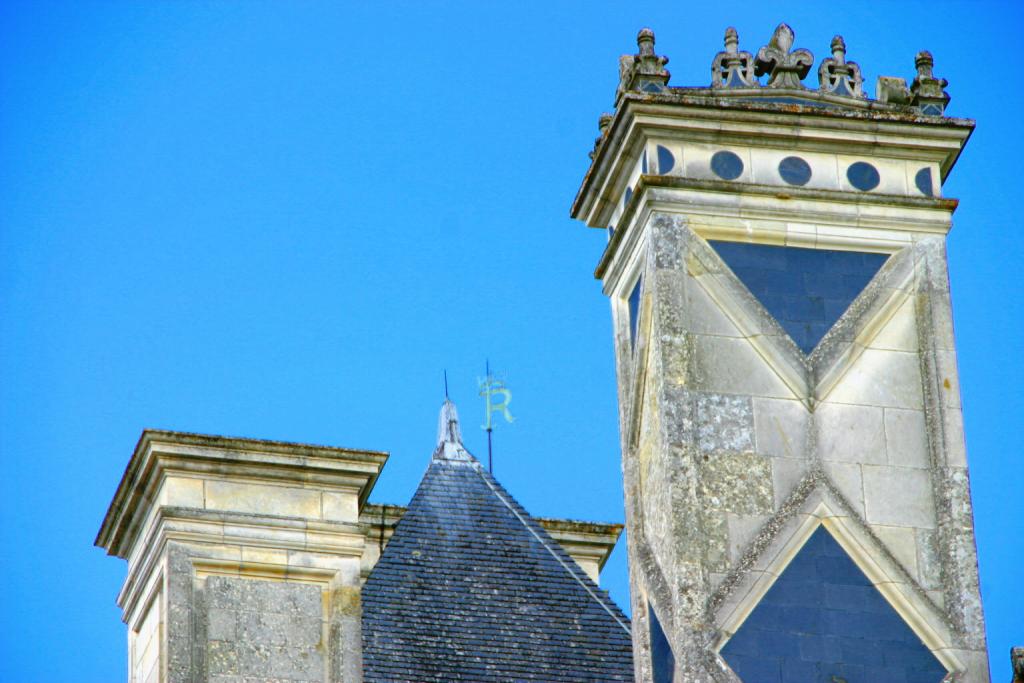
[
  {"left": 711, "top": 27, "right": 756, "bottom": 88},
  {"left": 818, "top": 35, "right": 864, "bottom": 97},
  {"left": 754, "top": 23, "right": 813, "bottom": 89}
]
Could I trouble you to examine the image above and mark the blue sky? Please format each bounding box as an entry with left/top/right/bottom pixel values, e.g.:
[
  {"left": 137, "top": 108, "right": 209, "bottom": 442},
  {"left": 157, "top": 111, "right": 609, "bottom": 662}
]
[{"left": 1, "top": 2, "right": 1021, "bottom": 681}]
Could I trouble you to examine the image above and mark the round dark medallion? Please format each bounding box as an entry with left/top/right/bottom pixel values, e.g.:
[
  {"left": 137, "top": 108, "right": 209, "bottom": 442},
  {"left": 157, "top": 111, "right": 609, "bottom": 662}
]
[
  {"left": 847, "top": 161, "right": 880, "bottom": 191},
  {"left": 657, "top": 145, "right": 675, "bottom": 174},
  {"left": 778, "top": 156, "right": 812, "bottom": 186},
  {"left": 711, "top": 151, "right": 744, "bottom": 180},
  {"left": 915, "top": 167, "right": 934, "bottom": 197}
]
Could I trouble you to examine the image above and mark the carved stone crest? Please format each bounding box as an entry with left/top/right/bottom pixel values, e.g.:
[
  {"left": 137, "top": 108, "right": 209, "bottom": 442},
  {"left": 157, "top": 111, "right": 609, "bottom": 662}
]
[{"left": 755, "top": 23, "right": 813, "bottom": 88}]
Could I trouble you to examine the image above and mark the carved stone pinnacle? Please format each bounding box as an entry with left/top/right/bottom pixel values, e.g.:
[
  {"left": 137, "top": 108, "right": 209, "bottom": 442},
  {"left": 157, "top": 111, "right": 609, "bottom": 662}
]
[
  {"left": 712, "top": 26, "right": 756, "bottom": 88},
  {"left": 818, "top": 34, "right": 864, "bottom": 97},
  {"left": 910, "top": 49, "right": 950, "bottom": 115},
  {"left": 617, "top": 27, "right": 670, "bottom": 100}
]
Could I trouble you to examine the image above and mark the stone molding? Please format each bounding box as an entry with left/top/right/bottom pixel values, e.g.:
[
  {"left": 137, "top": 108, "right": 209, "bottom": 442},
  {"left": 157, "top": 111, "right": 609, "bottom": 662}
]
[
  {"left": 96, "top": 430, "right": 388, "bottom": 561},
  {"left": 573, "top": 97, "right": 973, "bottom": 231}
]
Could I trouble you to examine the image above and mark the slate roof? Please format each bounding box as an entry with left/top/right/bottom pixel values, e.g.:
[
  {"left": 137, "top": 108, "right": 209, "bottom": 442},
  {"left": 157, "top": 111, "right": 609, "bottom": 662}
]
[{"left": 361, "top": 400, "right": 635, "bottom": 682}]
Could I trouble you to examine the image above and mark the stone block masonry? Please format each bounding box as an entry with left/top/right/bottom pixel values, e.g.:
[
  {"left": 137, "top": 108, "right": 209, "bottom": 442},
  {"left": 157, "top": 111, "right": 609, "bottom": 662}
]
[{"left": 205, "top": 577, "right": 324, "bottom": 682}]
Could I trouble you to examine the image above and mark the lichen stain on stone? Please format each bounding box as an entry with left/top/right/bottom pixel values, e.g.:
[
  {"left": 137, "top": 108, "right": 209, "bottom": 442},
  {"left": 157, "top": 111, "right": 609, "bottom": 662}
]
[
  {"left": 698, "top": 451, "right": 773, "bottom": 516},
  {"left": 333, "top": 586, "right": 361, "bottom": 618},
  {"left": 943, "top": 377, "right": 951, "bottom": 389},
  {"left": 686, "top": 250, "right": 708, "bottom": 277},
  {"left": 207, "top": 640, "right": 239, "bottom": 675},
  {"left": 695, "top": 392, "right": 754, "bottom": 453}
]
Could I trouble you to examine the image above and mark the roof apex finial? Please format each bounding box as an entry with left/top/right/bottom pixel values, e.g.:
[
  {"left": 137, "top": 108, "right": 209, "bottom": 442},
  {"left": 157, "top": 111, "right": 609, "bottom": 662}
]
[{"left": 434, "top": 398, "right": 474, "bottom": 462}]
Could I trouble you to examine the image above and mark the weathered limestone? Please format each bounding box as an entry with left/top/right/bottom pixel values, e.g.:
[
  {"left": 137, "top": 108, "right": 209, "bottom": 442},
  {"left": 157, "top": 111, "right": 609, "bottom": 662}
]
[
  {"left": 95, "top": 430, "right": 388, "bottom": 683},
  {"left": 574, "top": 25, "right": 988, "bottom": 683}
]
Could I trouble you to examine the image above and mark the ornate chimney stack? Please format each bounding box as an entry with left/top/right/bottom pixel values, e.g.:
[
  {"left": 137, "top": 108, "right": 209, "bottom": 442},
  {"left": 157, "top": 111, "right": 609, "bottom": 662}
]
[{"left": 572, "top": 24, "right": 988, "bottom": 683}]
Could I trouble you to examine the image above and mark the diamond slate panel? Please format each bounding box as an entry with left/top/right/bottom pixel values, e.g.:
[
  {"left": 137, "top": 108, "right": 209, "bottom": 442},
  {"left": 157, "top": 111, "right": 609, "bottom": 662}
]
[
  {"left": 648, "top": 604, "right": 675, "bottom": 683},
  {"left": 720, "top": 527, "right": 946, "bottom": 683},
  {"left": 361, "top": 458, "right": 634, "bottom": 682},
  {"left": 708, "top": 241, "right": 888, "bottom": 354},
  {"left": 628, "top": 277, "right": 642, "bottom": 347}
]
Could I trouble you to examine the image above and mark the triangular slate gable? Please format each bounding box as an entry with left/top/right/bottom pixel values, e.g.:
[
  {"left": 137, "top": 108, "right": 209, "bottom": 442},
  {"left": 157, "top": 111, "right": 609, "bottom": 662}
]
[
  {"left": 361, "top": 459, "right": 634, "bottom": 682},
  {"left": 708, "top": 241, "right": 888, "bottom": 354},
  {"left": 720, "top": 527, "right": 946, "bottom": 683}
]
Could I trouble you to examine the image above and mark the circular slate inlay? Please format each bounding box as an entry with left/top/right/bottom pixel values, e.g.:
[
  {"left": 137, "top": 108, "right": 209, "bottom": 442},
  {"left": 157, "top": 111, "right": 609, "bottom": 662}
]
[
  {"left": 778, "top": 156, "right": 812, "bottom": 186},
  {"left": 915, "top": 167, "right": 934, "bottom": 196},
  {"left": 657, "top": 145, "right": 675, "bottom": 174},
  {"left": 711, "top": 150, "right": 743, "bottom": 180},
  {"left": 846, "top": 161, "right": 880, "bottom": 191}
]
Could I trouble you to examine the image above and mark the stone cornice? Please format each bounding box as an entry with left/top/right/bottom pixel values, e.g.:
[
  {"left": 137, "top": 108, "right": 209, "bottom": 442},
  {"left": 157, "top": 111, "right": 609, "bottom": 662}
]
[
  {"left": 595, "top": 177, "right": 958, "bottom": 282},
  {"left": 95, "top": 429, "right": 388, "bottom": 559},
  {"left": 573, "top": 95, "right": 972, "bottom": 228}
]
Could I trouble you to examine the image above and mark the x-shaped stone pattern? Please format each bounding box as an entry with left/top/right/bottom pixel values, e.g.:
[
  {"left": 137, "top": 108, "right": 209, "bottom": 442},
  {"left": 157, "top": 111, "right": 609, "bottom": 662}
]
[{"left": 619, "top": 213, "right": 986, "bottom": 680}]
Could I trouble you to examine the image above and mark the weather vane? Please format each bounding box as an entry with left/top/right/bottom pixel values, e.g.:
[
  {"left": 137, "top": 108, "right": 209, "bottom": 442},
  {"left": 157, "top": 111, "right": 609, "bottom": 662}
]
[{"left": 478, "top": 360, "right": 513, "bottom": 473}]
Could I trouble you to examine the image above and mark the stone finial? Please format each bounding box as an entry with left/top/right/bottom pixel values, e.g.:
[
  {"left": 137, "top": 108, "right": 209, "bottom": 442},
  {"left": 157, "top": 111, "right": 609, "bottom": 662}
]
[
  {"left": 590, "top": 113, "right": 614, "bottom": 160},
  {"left": 433, "top": 398, "right": 473, "bottom": 462},
  {"left": 617, "top": 27, "right": 670, "bottom": 100},
  {"left": 754, "top": 23, "right": 814, "bottom": 88},
  {"left": 818, "top": 35, "right": 864, "bottom": 97},
  {"left": 910, "top": 50, "right": 950, "bottom": 115},
  {"left": 711, "top": 27, "right": 756, "bottom": 88},
  {"left": 1012, "top": 647, "right": 1024, "bottom": 683}
]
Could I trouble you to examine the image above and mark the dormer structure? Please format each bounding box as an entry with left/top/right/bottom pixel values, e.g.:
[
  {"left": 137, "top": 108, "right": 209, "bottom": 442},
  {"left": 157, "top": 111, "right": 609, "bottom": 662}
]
[{"left": 572, "top": 25, "right": 989, "bottom": 683}]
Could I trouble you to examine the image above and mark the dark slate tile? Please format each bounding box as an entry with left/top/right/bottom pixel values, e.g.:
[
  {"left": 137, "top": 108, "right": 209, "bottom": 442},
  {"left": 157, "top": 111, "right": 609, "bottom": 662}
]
[
  {"left": 361, "top": 458, "right": 634, "bottom": 682},
  {"left": 780, "top": 656, "right": 820, "bottom": 682},
  {"left": 797, "top": 634, "right": 842, "bottom": 663},
  {"left": 708, "top": 240, "right": 888, "bottom": 354},
  {"left": 721, "top": 528, "right": 946, "bottom": 683},
  {"left": 727, "top": 654, "right": 782, "bottom": 683}
]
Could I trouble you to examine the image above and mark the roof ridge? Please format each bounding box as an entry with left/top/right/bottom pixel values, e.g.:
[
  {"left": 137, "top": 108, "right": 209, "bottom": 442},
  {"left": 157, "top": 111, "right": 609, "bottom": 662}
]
[{"left": 472, "top": 466, "right": 632, "bottom": 635}]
